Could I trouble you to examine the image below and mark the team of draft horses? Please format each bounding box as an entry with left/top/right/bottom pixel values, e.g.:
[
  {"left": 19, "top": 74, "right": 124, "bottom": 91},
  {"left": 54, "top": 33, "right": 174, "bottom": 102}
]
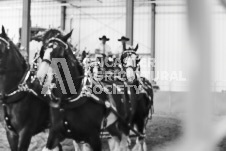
[{"left": 0, "top": 26, "right": 155, "bottom": 151}]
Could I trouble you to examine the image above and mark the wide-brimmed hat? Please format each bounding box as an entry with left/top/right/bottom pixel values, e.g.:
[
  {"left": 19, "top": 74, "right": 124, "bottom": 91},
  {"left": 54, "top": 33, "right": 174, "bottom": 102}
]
[
  {"left": 99, "top": 35, "right": 110, "bottom": 41},
  {"left": 118, "top": 36, "right": 130, "bottom": 41}
]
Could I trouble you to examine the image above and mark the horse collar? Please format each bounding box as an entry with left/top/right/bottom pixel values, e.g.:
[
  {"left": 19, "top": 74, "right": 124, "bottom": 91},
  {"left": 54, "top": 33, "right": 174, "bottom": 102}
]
[{"left": 2, "top": 104, "right": 17, "bottom": 134}]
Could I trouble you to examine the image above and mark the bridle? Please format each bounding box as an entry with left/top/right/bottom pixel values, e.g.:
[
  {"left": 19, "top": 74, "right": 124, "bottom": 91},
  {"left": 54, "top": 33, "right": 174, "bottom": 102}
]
[
  {"left": 39, "top": 37, "right": 82, "bottom": 102},
  {"left": 121, "top": 50, "right": 140, "bottom": 71},
  {"left": 42, "top": 37, "right": 69, "bottom": 65}
]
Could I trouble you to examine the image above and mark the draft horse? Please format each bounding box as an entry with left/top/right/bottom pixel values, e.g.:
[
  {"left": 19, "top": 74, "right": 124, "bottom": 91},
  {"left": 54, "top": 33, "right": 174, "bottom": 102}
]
[
  {"left": 120, "top": 46, "right": 154, "bottom": 151},
  {"left": 37, "top": 30, "right": 143, "bottom": 151},
  {"left": 0, "top": 26, "right": 62, "bottom": 151}
]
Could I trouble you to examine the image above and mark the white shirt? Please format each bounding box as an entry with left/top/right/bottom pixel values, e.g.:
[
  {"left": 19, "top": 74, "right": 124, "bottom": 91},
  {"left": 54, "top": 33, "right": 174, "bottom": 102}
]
[{"left": 91, "top": 43, "right": 111, "bottom": 55}]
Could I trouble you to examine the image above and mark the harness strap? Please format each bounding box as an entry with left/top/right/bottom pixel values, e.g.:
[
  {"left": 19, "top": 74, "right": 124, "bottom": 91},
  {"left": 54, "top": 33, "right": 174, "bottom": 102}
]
[
  {"left": 42, "top": 59, "right": 51, "bottom": 65},
  {"left": 2, "top": 103, "right": 17, "bottom": 135},
  {"left": 5, "top": 83, "right": 38, "bottom": 98}
]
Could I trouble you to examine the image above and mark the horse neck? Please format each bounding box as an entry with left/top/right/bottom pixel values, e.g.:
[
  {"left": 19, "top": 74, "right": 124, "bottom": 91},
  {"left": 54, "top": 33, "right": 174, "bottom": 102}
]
[
  {"left": 55, "top": 51, "right": 83, "bottom": 98},
  {"left": 4, "top": 44, "right": 27, "bottom": 93}
]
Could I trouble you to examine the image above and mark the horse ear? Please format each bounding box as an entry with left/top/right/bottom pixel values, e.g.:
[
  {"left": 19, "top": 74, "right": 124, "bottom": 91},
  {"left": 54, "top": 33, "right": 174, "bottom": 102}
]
[
  {"left": 2, "top": 26, "right": 6, "bottom": 37},
  {"left": 134, "top": 44, "right": 138, "bottom": 52},
  {"left": 62, "top": 30, "right": 73, "bottom": 42}
]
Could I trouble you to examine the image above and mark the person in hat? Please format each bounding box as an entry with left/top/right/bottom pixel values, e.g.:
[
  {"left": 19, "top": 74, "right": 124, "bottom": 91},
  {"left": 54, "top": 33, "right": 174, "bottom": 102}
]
[
  {"left": 88, "top": 35, "right": 112, "bottom": 73},
  {"left": 115, "top": 36, "right": 131, "bottom": 58},
  {"left": 93, "top": 35, "right": 111, "bottom": 56}
]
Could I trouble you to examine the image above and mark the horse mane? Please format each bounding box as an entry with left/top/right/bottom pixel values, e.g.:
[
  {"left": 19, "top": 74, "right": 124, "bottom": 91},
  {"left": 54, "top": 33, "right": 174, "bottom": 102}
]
[
  {"left": 42, "top": 28, "right": 84, "bottom": 75},
  {"left": 65, "top": 43, "right": 84, "bottom": 75},
  {"left": 0, "top": 33, "right": 27, "bottom": 69}
]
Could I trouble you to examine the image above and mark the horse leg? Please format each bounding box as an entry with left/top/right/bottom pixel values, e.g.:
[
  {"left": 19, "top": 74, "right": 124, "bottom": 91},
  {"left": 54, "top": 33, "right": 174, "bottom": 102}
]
[
  {"left": 132, "top": 138, "right": 147, "bottom": 151},
  {"left": 80, "top": 143, "right": 92, "bottom": 151},
  {"left": 107, "top": 123, "right": 121, "bottom": 151},
  {"left": 119, "top": 133, "right": 129, "bottom": 151},
  {"left": 132, "top": 122, "right": 147, "bottom": 151},
  {"left": 55, "top": 144, "right": 63, "bottom": 151},
  {"left": 6, "top": 130, "right": 19, "bottom": 151},
  {"left": 17, "top": 128, "right": 33, "bottom": 151},
  {"left": 73, "top": 140, "right": 82, "bottom": 151},
  {"left": 141, "top": 140, "right": 147, "bottom": 151},
  {"left": 108, "top": 136, "right": 120, "bottom": 151},
  {"left": 43, "top": 131, "right": 62, "bottom": 151},
  {"left": 87, "top": 133, "right": 101, "bottom": 151},
  {"left": 108, "top": 137, "right": 116, "bottom": 151},
  {"left": 42, "top": 146, "right": 62, "bottom": 151}
]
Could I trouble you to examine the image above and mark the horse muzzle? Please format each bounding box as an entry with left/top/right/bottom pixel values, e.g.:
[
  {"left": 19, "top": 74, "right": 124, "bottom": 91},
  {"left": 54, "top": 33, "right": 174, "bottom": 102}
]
[{"left": 126, "top": 68, "right": 135, "bottom": 83}]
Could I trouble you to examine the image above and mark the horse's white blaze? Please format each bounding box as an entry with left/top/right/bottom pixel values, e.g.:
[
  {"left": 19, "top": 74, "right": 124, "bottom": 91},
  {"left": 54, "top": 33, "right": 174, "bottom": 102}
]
[
  {"left": 126, "top": 67, "right": 135, "bottom": 82},
  {"left": 45, "top": 67, "right": 54, "bottom": 86},
  {"left": 37, "top": 61, "right": 50, "bottom": 81},
  {"left": 126, "top": 55, "right": 136, "bottom": 67},
  {"left": 93, "top": 65, "right": 99, "bottom": 78},
  {"left": 37, "top": 48, "right": 53, "bottom": 82},
  {"left": 43, "top": 48, "right": 53, "bottom": 60}
]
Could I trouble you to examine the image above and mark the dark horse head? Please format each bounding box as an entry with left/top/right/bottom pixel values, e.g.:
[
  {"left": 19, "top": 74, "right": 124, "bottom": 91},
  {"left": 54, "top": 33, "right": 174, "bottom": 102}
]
[
  {"left": 36, "top": 30, "right": 110, "bottom": 151},
  {"left": 0, "top": 26, "right": 27, "bottom": 96},
  {"left": 37, "top": 29, "right": 84, "bottom": 100},
  {"left": 0, "top": 26, "right": 59, "bottom": 151},
  {"left": 120, "top": 44, "right": 140, "bottom": 84},
  {"left": 39, "top": 28, "right": 63, "bottom": 59}
]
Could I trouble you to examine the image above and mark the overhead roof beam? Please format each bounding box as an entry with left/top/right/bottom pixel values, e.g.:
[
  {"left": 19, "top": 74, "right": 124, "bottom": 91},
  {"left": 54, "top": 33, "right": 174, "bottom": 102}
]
[
  {"left": 126, "top": 0, "right": 134, "bottom": 46},
  {"left": 61, "top": 1, "right": 67, "bottom": 30},
  {"left": 21, "top": 0, "right": 31, "bottom": 61}
]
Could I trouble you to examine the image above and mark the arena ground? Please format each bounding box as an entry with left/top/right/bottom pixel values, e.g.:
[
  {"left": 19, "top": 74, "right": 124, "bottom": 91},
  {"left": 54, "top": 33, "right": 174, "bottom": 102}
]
[
  {"left": 1, "top": 114, "right": 226, "bottom": 151},
  {"left": 1, "top": 91, "right": 226, "bottom": 151},
  {"left": 0, "top": 114, "right": 181, "bottom": 151}
]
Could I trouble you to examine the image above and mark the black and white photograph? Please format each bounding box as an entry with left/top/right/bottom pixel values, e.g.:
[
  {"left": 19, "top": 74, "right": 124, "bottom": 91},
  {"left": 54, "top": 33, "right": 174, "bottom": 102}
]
[{"left": 0, "top": 0, "right": 226, "bottom": 151}]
